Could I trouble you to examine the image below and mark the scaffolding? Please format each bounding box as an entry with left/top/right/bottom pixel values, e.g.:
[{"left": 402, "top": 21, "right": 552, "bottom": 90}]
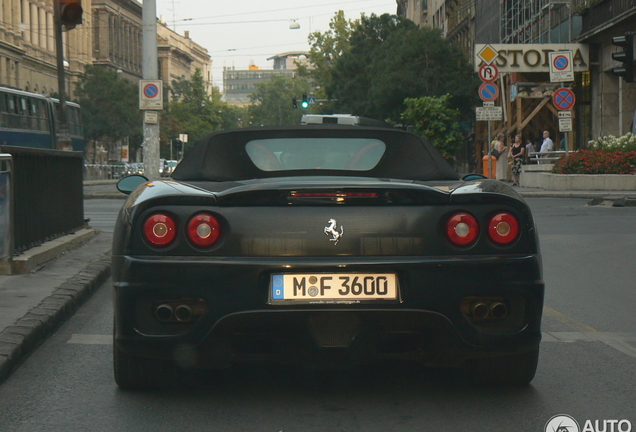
[{"left": 500, "top": 0, "right": 572, "bottom": 44}]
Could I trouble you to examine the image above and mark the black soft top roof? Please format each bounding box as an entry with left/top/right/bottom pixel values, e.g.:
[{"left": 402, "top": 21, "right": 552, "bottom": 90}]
[{"left": 172, "top": 125, "right": 460, "bottom": 182}]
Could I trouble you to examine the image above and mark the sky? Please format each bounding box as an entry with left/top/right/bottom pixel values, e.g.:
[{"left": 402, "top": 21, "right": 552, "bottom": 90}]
[{"left": 154, "top": 0, "right": 398, "bottom": 91}]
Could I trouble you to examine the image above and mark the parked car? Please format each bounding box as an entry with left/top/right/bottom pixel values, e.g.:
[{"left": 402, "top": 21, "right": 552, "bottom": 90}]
[
  {"left": 124, "top": 162, "right": 144, "bottom": 177},
  {"left": 165, "top": 159, "right": 177, "bottom": 176},
  {"left": 112, "top": 124, "right": 544, "bottom": 389}
]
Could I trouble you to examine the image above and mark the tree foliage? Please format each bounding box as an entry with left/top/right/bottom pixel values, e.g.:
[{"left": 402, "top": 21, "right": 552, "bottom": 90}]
[
  {"left": 248, "top": 74, "right": 311, "bottom": 126},
  {"left": 399, "top": 95, "right": 464, "bottom": 161},
  {"left": 316, "top": 13, "right": 479, "bottom": 123},
  {"left": 162, "top": 68, "right": 244, "bottom": 155},
  {"left": 74, "top": 65, "right": 142, "bottom": 144},
  {"left": 298, "top": 11, "right": 355, "bottom": 107}
]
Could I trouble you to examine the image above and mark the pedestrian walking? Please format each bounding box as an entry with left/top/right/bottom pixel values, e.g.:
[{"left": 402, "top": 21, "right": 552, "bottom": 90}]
[
  {"left": 490, "top": 133, "right": 507, "bottom": 158},
  {"left": 489, "top": 133, "right": 509, "bottom": 180},
  {"left": 525, "top": 139, "right": 535, "bottom": 164},
  {"left": 540, "top": 130, "right": 554, "bottom": 153},
  {"left": 510, "top": 134, "right": 525, "bottom": 186}
]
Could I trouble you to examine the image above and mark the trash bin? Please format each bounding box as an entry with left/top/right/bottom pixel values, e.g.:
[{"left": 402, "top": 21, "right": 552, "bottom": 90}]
[{"left": 482, "top": 155, "right": 497, "bottom": 179}]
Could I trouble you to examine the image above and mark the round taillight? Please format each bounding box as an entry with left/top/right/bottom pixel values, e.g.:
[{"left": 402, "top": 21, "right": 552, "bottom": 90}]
[
  {"left": 488, "top": 212, "right": 520, "bottom": 245},
  {"left": 143, "top": 213, "right": 177, "bottom": 246},
  {"left": 446, "top": 212, "right": 479, "bottom": 246},
  {"left": 187, "top": 213, "right": 221, "bottom": 248}
]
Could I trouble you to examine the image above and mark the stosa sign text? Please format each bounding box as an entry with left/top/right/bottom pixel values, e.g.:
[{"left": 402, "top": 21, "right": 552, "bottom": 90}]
[{"left": 474, "top": 44, "right": 589, "bottom": 73}]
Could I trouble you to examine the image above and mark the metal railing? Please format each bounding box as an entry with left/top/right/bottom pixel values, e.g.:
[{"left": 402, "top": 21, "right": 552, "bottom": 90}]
[
  {"left": 1, "top": 146, "right": 86, "bottom": 254},
  {"left": 84, "top": 163, "right": 128, "bottom": 180},
  {"left": 528, "top": 150, "right": 576, "bottom": 164}
]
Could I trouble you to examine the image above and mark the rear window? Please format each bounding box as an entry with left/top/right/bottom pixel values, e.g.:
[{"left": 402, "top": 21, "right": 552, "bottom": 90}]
[{"left": 245, "top": 138, "right": 386, "bottom": 171}]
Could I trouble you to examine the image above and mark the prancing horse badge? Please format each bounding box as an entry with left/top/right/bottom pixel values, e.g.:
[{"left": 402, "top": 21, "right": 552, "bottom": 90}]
[{"left": 324, "top": 218, "right": 344, "bottom": 245}]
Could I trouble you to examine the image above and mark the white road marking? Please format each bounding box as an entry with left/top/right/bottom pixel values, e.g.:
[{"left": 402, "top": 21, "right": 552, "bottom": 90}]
[{"left": 542, "top": 332, "right": 636, "bottom": 358}]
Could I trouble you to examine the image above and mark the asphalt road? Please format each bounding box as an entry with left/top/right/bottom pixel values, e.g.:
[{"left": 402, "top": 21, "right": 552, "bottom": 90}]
[{"left": 0, "top": 197, "right": 634, "bottom": 432}]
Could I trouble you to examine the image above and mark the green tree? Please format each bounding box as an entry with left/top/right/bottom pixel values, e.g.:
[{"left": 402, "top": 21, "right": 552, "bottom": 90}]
[
  {"left": 74, "top": 65, "right": 142, "bottom": 154},
  {"left": 298, "top": 10, "right": 356, "bottom": 110},
  {"left": 399, "top": 95, "right": 464, "bottom": 162},
  {"left": 326, "top": 14, "right": 479, "bottom": 122},
  {"left": 162, "top": 68, "right": 241, "bottom": 155},
  {"left": 248, "top": 75, "right": 310, "bottom": 126}
]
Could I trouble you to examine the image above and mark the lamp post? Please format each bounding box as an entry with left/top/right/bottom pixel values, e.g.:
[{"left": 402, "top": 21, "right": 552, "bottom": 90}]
[{"left": 53, "top": 1, "right": 71, "bottom": 150}]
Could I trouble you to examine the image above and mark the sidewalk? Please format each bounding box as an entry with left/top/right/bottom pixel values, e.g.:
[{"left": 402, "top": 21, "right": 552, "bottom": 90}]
[
  {"left": 1, "top": 180, "right": 635, "bottom": 385},
  {"left": 0, "top": 181, "right": 118, "bottom": 383}
]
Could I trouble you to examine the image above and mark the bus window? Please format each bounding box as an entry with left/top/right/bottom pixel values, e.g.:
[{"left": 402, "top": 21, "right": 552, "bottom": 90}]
[
  {"left": 7, "top": 96, "right": 19, "bottom": 128},
  {"left": 0, "top": 95, "right": 6, "bottom": 128},
  {"left": 19, "top": 97, "right": 28, "bottom": 129},
  {"left": 35, "top": 100, "right": 49, "bottom": 132}
]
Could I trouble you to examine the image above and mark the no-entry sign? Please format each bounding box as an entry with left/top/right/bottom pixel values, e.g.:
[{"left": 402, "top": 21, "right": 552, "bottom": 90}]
[
  {"left": 549, "top": 51, "right": 574, "bottom": 82},
  {"left": 478, "top": 63, "right": 499, "bottom": 83},
  {"left": 553, "top": 88, "right": 576, "bottom": 111},
  {"left": 478, "top": 82, "right": 499, "bottom": 102},
  {"left": 139, "top": 80, "right": 164, "bottom": 110}
]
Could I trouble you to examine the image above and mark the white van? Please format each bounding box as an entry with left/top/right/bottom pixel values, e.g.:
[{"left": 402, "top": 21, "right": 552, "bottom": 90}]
[{"left": 301, "top": 114, "right": 389, "bottom": 127}]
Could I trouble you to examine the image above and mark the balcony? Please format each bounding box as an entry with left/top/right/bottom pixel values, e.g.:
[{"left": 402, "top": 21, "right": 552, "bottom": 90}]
[{"left": 579, "top": 0, "right": 636, "bottom": 36}]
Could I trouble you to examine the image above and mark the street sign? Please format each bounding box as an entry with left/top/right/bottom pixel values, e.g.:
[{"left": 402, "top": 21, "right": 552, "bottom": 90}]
[
  {"left": 476, "top": 44, "right": 499, "bottom": 65},
  {"left": 476, "top": 106, "right": 503, "bottom": 121},
  {"left": 139, "top": 80, "right": 163, "bottom": 110},
  {"left": 559, "top": 117, "right": 573, "bottom": 132},
  {"left": 478, "top": 82, "right": 499, "bottom": 101},
  {"left": 478, "top": 64, "right": 499, "bottom": 82},
  {"left": 553, "top": 88, "right": 576, "bottom": 110},
  {"left": 308, "top": 96, "right": 317, "bottom": 105},
  {"left": 558, "top": 110, "right": 573, "bottom": 132},
  {"left": 549, "top": 51, "right": 574, "bottom": 82},
  {"left": 144, "top": 111, "right": 158, "bottom": 124}
]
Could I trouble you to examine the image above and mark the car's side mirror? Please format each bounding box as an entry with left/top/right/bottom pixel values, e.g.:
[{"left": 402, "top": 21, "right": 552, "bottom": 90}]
[
  {"left": 462, "top": 173, "right": 487, "bottom": 181},
  {"left": 117, "top": 174, "right": 149, "bottom": 195}
]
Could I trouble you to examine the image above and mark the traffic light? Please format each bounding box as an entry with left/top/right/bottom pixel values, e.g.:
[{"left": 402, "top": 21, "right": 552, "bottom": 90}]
[
  {"left": 59, "top": 0, "right": 83, "bottom": 30},
  {"left": 611, "top": 33, "right": 635, "bottom": 83},
  {"left": 301, "top": 94, "right": 309, "bottom": 109},
  {"left": 292, "top": 98, "right": 297, "bottom": 108}
]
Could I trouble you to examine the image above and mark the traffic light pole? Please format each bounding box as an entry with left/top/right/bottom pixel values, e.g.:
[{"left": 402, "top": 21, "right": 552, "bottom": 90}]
[
  {"left": 53, "top": 0, "right": 72, "bottom": 151},
  {"left": 142, "top": 0, "right": 160, "bottom": 180}
]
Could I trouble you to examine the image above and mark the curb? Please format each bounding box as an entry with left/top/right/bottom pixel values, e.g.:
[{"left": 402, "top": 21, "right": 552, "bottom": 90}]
[
  {"left": 0, "top": 254, "right": 111, "bottom": 384},
  {"left": 0, "top": 229, "right": 100, "bottom": 275}
]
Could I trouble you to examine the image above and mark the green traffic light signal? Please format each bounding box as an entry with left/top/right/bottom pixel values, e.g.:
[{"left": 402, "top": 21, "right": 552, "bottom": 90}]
[{"left": 301, "top": 94, "right": 309, "bottom": 109}]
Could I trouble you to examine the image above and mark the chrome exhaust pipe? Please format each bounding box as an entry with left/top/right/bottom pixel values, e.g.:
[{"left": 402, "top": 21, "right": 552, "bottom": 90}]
[
  {"left": 155, "top": 304, "right": 174, "bottom": 322},
  {"left": 489, "top": 302, "right": 508, "bottom": 319},
  {"left": 471, "top": 302, "right": 489, "bottom": 320},
  {"left": 175, "top": 304, "right": 193, "bottom": 322}
]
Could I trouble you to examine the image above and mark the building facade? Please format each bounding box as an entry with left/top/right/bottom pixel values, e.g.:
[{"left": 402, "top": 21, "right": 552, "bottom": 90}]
[
  {"left": 157, "top": 26, "right": 213, "bottom": 99},
  {"left": 0, "top": 0, "right": 212, "bottom": 102},
  {"left": 398, "top": 0, "right": 636, "bottom": 149},
  {"left": 223, "top": 52, "right": 308, "bottom": 105},
  {"left": 0, "top": 0, "right": 93, "bottom": 96}
]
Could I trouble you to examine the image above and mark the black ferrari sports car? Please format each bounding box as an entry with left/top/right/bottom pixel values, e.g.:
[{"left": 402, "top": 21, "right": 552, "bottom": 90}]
[{"left": 112, "top": 124, "right": 544, "bottom": 389}]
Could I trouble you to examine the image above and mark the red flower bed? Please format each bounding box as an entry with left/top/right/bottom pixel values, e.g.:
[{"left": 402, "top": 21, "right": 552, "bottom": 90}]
[{"left": 552, "top": 150, "right": 636, "bottom": 174}]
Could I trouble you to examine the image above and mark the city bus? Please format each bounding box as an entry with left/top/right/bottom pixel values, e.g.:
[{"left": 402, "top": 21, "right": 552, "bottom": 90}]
[{"left": 0, "top": 86, "right": 84, "bottom": 151}]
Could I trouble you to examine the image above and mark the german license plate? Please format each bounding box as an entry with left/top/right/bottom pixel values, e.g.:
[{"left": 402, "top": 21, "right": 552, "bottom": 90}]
[{"left": 271, "top": 273, "right": 398, "bottom": 302}]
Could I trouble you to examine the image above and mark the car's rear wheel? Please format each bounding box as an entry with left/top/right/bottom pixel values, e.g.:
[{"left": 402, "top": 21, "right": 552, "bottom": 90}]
[
  {"left": 468, "top": 347, "right": 539, "bottom": 386},
  {"left": 114, "top": 342, "right": 174, "bottom": 390}
]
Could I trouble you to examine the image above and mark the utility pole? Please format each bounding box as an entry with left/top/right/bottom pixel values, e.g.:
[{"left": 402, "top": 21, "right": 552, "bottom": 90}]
[
  {"left": 141, "top": 0, "right": 161, "bottom": 179},
  {"left": 53, "top": 0, "right": 83, "bottom": 150}
]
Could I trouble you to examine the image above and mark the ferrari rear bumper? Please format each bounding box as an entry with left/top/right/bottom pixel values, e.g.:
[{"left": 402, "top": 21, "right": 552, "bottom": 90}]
[{"left": 112, "top": 254, "right": 544, "bottom": 368}]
